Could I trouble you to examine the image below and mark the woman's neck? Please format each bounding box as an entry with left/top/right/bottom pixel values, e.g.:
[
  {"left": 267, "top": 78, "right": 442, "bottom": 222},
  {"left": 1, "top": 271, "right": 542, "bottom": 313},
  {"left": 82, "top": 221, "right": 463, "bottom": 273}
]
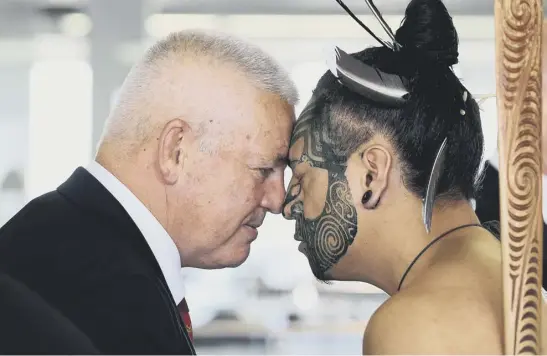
[
  {"left": 392, "top": 202, "right": 481, "bottom": 292},
  {"left": 354, "top": 200, "right": 481, "bottom": 295}
]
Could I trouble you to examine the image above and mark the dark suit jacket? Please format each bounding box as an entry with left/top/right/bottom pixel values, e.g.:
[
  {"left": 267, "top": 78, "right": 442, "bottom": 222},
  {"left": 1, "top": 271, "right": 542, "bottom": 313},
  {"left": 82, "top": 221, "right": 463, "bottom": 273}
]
[
  {"left": 0, "top": 272, "right": 99, "bottom": 354},
  {"left": 0, "top": 168, "right": 195, "bottom": 354},
  {"left": 475, "top": 161, "right": 547, "bottom": 289}
]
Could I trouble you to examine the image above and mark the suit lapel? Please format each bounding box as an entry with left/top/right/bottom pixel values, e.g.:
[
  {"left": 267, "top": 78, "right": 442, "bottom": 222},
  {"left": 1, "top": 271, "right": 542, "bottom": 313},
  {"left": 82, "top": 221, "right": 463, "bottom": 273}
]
[
  {"left": 56, "top": 167, "right": 166, "bottom": 286},
  {"left": 57, "top": 167, "right": 195, "bottom": 353}
]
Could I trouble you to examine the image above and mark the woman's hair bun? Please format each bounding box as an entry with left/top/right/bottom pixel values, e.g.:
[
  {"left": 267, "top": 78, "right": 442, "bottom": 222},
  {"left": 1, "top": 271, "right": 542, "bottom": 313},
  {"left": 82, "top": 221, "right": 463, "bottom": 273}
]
[{"left": 394, "top": 0, "right": 459, "bottom": 67}]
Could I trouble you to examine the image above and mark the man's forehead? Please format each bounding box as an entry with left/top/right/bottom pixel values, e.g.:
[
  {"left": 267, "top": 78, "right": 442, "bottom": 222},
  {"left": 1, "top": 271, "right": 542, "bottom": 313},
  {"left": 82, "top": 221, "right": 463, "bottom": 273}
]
[
  {"left": 242, "top": 115, "right": 291, "bottom": 156},
  {"left": 239, "top": 97, "right": 293, "bottom": 157}
]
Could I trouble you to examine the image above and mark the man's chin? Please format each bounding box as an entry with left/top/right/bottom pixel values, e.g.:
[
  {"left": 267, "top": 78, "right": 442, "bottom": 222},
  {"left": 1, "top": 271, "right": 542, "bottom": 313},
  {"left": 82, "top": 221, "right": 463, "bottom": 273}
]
[
  {"left": 227, "top": 244, "right": 252, "bottom": 267},
  {"left": 203, "top": 245, "right": 251, "bottom": 269}
]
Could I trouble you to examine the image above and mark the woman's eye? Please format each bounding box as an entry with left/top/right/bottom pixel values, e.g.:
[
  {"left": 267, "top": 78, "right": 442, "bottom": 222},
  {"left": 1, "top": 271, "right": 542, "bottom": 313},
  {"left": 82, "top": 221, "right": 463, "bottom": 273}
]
[{"left": 290, "top": 182, "right": 301, "bottom": 197}]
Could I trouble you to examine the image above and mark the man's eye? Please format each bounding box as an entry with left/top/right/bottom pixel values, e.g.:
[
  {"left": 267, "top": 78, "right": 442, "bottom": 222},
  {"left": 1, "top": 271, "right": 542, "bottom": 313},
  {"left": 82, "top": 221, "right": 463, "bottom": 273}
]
[{"left": 259, "top": 168, "right": 275, "bottom": 177}]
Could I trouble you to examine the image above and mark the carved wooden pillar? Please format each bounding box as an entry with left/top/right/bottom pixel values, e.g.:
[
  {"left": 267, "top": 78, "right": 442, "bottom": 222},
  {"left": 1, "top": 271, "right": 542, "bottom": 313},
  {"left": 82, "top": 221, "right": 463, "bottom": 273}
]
[{"left": 495, "top": 0, "right": 543, "bottom": 354}]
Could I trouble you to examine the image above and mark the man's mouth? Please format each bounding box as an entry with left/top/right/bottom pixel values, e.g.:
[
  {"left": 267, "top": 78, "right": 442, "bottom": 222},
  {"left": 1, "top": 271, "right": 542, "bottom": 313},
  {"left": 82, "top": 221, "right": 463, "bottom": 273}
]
[{"left": 245, "top": 218, "right": 264, "bottom": 229}]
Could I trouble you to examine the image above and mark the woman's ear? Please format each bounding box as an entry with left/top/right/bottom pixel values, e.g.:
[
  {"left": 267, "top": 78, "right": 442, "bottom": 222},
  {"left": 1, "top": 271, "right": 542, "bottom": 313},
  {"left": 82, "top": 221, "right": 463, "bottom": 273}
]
[{"left": 359, "top": 145, "right": 392, "bottom": 209}]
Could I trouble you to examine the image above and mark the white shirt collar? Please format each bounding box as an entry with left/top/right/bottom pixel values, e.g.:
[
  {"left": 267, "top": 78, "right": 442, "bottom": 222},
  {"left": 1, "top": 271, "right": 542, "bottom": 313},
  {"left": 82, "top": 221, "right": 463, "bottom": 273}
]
[
  {"left": 488, "top": 151, "right": 547, "bottom": 224},
  {"left": 86, "top": 161, "right": 185, "bottom": 304}
]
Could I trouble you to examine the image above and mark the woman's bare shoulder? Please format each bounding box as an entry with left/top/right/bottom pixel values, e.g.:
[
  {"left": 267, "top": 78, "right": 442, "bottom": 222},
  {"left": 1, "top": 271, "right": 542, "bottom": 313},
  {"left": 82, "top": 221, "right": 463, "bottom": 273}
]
[{"left": 362, "top": 288, "right": 503, "bottom": 355}]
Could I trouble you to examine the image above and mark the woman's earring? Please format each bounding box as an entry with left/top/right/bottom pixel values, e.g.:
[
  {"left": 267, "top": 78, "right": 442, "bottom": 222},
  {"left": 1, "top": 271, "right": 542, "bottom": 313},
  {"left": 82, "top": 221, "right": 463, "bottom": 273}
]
[{"left": 362, "top": 190, "right": 372, "bottom": 205}]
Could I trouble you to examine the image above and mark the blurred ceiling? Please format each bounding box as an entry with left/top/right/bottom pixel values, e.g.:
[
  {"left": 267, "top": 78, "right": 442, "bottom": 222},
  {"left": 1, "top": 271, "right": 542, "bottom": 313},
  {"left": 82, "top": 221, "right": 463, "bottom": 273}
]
[
  {"left": 0, "top": 0, "right": 516, "bottom": 17},
  {"left": 0, "top": 0, "right": 540, "bottom": 39},
  {"left": 157, "top": 0, "right": 496, "bottom": 15}
]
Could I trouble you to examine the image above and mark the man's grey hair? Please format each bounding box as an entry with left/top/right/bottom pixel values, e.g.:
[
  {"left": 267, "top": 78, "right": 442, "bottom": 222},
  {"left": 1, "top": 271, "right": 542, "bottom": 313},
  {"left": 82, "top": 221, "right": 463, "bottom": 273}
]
[
  {"left": 144, "top": 30, "right": 299, "bottom": 105},
  {"left": 98, "top": 30, "right": 299, "bottom": 155}
]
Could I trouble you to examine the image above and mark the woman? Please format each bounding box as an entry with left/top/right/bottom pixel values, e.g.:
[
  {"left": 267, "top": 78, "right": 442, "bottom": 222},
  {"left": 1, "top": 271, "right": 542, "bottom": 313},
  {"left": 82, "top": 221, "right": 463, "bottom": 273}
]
[{"left": 283, "top": 0, "right": 546, "bottom": 353}]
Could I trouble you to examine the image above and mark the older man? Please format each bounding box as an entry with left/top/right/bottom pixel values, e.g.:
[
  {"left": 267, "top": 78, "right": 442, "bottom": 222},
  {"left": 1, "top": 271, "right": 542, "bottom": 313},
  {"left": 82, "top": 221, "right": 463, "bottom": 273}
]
[{"left": 0, "top": 30, "right": 297, "bottom": 354}]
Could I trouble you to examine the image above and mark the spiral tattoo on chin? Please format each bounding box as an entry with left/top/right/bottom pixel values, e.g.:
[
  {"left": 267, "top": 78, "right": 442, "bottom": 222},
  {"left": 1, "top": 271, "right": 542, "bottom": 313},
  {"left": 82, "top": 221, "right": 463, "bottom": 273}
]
[{"left": 293, "top": 171, "right": 358, "bottom": 280}]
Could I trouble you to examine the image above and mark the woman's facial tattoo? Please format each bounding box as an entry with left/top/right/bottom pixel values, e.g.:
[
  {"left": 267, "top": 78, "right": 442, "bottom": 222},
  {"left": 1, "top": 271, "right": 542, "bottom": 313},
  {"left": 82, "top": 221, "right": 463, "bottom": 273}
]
[{"left": 284, "top": 98, "right": 358, "bottom": 281}]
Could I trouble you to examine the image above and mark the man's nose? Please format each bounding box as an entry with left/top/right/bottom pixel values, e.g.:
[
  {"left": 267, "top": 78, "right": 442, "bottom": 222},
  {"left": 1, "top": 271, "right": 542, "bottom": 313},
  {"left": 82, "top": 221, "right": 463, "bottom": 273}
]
[{"left": 261, "top": 175, "right": 286, "bottom": 214}]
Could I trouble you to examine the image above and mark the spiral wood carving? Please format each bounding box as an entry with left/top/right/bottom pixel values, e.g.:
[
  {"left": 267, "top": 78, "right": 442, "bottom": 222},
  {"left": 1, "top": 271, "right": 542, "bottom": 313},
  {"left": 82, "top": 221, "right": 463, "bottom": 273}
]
[{"left": 495, "top": 0, "right": 543, "bottom": 354}]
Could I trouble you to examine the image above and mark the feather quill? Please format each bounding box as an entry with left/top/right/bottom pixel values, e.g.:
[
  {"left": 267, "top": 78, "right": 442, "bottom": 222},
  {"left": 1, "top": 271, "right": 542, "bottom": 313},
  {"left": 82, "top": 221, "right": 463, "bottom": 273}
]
[
  {"left": 334, "top": 0, "right": 392, "bottom": 49},
  {"left": 362, "top": 0, "right": 401, "bottom": 50},
  {"left": 475, "top": 94, "right": 496, "bottom": 106},
  {"left": 329, "top": 46, "right": 409, "bottom": 107},
  {"left": 422, "top": 137, "right": 448, "bottom": 233}
]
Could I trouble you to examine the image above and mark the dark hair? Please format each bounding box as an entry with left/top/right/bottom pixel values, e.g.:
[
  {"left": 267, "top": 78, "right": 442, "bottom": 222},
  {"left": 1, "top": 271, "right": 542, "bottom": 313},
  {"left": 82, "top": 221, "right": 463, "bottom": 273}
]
[{"left": 312, "top": 0, "right": 483, "bottom": 201}]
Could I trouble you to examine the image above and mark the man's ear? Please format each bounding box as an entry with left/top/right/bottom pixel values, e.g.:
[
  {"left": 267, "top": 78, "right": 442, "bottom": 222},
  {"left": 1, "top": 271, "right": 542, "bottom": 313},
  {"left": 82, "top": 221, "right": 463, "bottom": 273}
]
[
  {"left": 157, "top": 118, "right": 189, "bottom": 185},
  {"left": 359, "top": 144, "right": 392, "bottom": 209}
]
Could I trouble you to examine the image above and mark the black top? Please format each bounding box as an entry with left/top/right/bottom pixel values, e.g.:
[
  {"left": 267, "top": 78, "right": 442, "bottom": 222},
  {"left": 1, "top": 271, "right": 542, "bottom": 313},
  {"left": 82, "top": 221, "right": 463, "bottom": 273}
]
[
  {"left": 0, "top": 168, "right": 195, "bottom": 354},
  {"left": 475, "top": 161, "right": 547, "bottom": 289},
  {"left": 0, "top": 272, "right": 100, "bottom": 354}
]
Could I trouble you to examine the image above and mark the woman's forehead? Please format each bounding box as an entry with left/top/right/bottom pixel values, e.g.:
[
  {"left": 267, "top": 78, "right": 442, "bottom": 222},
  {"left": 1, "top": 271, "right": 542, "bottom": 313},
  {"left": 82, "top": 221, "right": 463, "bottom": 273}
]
[{"left": 288, "top": 137, "right": 305, "bottom": 163}]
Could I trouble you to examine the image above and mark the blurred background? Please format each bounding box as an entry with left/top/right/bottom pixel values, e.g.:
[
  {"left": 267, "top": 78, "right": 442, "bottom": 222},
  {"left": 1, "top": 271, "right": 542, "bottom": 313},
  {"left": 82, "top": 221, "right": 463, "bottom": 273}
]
[{"left": 0, "top": 0, "right": 505, "bottom": 354}]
